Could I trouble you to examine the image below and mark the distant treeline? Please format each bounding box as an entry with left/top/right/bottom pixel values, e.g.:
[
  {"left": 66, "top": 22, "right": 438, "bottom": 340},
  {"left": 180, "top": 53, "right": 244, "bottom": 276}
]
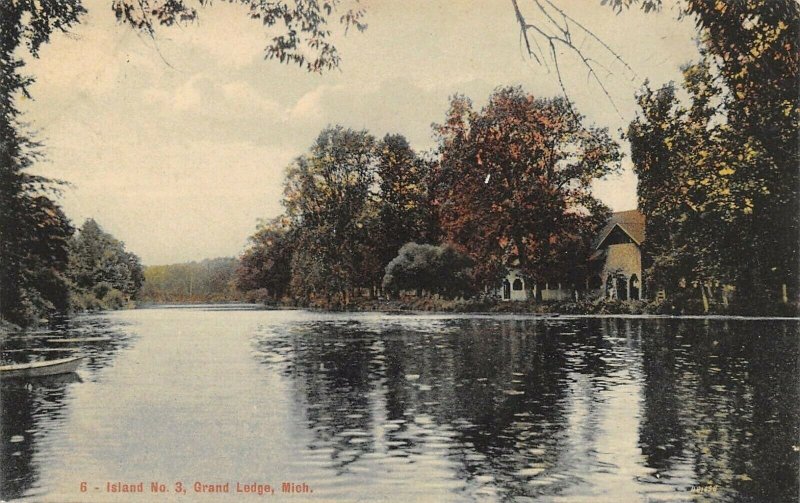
[{"left": 140, "top": 257, "right": 244, "bottom": 304}]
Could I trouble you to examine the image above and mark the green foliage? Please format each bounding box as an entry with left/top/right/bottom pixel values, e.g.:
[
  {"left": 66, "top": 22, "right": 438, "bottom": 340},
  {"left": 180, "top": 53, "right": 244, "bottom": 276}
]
[
  {"left": 616, "top": 0, "right": 799, "bottom": 308},
  {"left": 374, "top": 134, "right": 439, "bottom": 266},
  {"left": 236, "top": 218, "right": 293, "bottom": 301},
  {"left": 141, "top": 257, "right": 242, "bottom": 303},
  {"left": 628, "top": 1, "right": 799, "bottom": 308},
  {"left": 382, "top": 242, "right": 474, "bottom": 299},
  {"left": 0, "top": 2, "right": 84, "bottom": 326},
  {"left": 67, "top": 219, "right": 144, "bottom": 310},
  {"left": 283, "top": 126, "right": 379, "bottom": 301},
  {"left": 0, "top": 195, "right": 74, "bottom": 325}
]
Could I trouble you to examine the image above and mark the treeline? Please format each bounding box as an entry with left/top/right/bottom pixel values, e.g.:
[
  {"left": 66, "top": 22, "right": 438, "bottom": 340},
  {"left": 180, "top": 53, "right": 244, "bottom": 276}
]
[
  {"left": 236, "top": 86, "right": 620, "bottom": 307},
  {"left": 0, "top": 216, "right": 144, "bottom": 326},
  {"left": 239, "top": 44, "right": 799, "bottom": 315},
  {"left": 140, "top": 258, "right": 244, "bottom": 304},
  {"left": 68, "top": 219, "right": 144, "bottom": 311}
]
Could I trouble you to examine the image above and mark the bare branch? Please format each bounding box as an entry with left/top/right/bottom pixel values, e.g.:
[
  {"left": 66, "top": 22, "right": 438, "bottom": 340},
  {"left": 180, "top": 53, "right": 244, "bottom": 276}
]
[
  {"left": 510, "top": 0, "right": 541, "bottom": 65},
  {"left": 543, "top": 0, "right": 636, "bottom": 79},
  {"left": 511, "top": 0, "right": 637, "bottom": 116}
]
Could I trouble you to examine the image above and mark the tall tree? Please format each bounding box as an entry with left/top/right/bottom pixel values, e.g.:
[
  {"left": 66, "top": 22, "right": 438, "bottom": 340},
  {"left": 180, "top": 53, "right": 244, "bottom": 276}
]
[
  {"left": 374, "top": 134, "right": 438, "bottom": 279},
  {"left": 283, "top": 126, "right": 377, "bottom": 303},
  {"left": 433, "top": 87, "right": 620, "bottom": 289},
  {"left": 513, "top": 0, "right": 799, "bottom": 305},
  {"left": 629, "top": 58, "right": 783, "bottom": 311},
  {"left": 0, "top": 2, "right": 84, "bottom": 325}
]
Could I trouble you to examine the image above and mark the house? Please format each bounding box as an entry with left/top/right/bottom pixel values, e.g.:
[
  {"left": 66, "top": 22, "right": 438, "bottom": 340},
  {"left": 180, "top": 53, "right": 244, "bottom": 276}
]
[
  {"left": 589, "top": 209, "right": 645, "bottom": 300},
  {"left": 497, "top": 209, "right": 646, "bottom": 301}
]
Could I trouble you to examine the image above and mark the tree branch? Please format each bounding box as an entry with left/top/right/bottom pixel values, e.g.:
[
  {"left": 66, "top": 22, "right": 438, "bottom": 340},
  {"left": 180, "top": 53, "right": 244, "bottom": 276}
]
[{"left": 512, "top": 0, "right": 637, "bottom": 117}]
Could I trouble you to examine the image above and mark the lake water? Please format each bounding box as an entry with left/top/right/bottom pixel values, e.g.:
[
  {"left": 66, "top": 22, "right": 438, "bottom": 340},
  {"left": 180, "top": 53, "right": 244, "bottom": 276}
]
[{"left": 1, "top": 307, "right": 798, "bottom": 502}]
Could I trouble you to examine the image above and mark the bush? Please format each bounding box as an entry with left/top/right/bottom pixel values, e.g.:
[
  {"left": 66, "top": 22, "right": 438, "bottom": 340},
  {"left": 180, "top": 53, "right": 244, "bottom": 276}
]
[
  {"left": 101, "top": 288, "right": 127, "bottom": 310},
  {"left": 383, "top": 242, "right": 474, "bottom": 299}
]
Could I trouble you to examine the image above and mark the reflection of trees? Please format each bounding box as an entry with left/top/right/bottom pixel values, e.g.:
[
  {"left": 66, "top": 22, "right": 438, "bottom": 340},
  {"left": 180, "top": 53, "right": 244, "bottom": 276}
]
[
  {"left": 639, "top": 319, "right": 687, "bottom": 473},
  {"left": 742, "top": 321, "right": 799, "bottom": 502},
  {"left": 258, "top": 316, "right": 798, "bottom": 501},
  {"left": 266, "top": 317, "right": 577, "bottom": 499},
  {"left": 638, "top": 319, "right": 799, "bottom": 502},
  {"left": 0, "top": 374, "right": 78, "bottom": 500},
  {"left": 278, "top": 322, "right": 380, "bottom": 472},
  {"left": 438, "top": 319, "right": 571, "bottom": 499}
]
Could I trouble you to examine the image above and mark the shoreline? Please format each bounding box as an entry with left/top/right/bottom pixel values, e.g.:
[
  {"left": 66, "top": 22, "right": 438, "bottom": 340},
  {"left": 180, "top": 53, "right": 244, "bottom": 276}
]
[
  {"left": 136, "top": 299, "right": 800, "bottom": 321},
  {"left": 4, "top": 301, "right": 797, "bottom": 335}
]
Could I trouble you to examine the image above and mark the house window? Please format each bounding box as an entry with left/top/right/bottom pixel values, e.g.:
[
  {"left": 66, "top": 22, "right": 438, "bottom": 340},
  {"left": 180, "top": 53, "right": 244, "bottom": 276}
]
[
  {"left": 512, "top": 278, "right": 523, "bottom": 291},
  {"left": 502, "top": 279, "right": 511, "bottom": 300}
]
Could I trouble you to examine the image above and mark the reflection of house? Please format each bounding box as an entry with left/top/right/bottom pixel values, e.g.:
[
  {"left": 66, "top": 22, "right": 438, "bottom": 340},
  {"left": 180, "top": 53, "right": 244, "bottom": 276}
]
[
  {"left": 497, "top": 210, "right": 646, "bottom": 302},
  {"left": 589, "top": 210, "right": 645, "bottom": 300}
]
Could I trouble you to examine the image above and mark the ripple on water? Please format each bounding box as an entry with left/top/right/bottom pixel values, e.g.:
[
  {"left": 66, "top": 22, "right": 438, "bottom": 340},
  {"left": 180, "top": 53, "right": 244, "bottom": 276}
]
[{"left": 3, "top": 312, "right": 798, "bottom": 502}]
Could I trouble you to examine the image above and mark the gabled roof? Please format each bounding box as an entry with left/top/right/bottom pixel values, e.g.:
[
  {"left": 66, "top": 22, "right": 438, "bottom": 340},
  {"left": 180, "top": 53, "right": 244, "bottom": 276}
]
[{"left": 594, "top": 210, "right": 645, "bottom": 250}]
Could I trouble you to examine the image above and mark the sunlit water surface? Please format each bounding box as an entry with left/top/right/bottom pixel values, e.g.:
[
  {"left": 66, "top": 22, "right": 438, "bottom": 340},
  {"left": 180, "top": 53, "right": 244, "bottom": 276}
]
[{"left": 1, "top": 307, "right": 798, "bottom": 502}]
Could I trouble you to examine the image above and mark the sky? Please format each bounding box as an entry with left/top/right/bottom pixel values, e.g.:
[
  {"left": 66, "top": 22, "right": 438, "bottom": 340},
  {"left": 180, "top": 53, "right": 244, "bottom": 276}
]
[{"left": 22, "top": 0, "right": 700, "bottom": 265}]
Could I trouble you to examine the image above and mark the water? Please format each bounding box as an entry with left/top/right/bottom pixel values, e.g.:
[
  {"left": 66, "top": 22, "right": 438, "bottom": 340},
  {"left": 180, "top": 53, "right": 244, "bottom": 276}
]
[{"left": 1, "top": 308, "right": 798, "bottom": 502}]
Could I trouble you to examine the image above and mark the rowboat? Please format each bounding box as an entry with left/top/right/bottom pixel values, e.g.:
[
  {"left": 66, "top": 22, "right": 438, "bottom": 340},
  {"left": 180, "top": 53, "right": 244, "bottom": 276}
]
[{"left": 0, "top": 356, "right": 84, "bottom": 379}]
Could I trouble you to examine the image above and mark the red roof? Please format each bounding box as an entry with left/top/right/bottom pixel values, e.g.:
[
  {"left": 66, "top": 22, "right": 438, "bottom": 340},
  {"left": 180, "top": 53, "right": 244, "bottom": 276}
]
[{"left": 594, "top": 210, "right": 645, "bottom": 250}]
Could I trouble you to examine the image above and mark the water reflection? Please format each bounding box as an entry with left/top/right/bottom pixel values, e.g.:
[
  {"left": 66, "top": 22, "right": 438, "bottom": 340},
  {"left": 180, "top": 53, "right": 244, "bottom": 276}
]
[
  {"left": 253, "top": 315, "right": 799, "bottom": 502},
  {"left": 2, "top": 311, "right": 797, "bottom": 502},
  {"left": 1, "top": 314, "right": 134, "bottom": 500}
]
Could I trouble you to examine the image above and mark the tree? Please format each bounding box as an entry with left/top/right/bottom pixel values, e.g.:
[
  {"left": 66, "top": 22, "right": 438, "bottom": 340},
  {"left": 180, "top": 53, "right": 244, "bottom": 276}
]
[
  {"left": 0, "top": 194, "right": 74, "bottom": 324},
  {"left": 629, "top": 58, "right": 784, "bottom": 312},
  {"left": 433, "top": 87, "right": 619, "bottom": 290},
  {"left": 513, "top": 0, "right": 799, "bottom": 306},
  {"left": 67, "top": 219, "right": 144, "bottom": 309},
  {"left": 373, "top": 134, "right": 438, "bottom": 280},
  {"left": 235, "top": 217, "right": 294, "bottom": 301},
  {"left": 0, "top": 2, "right": 85, "bottom": 325},
  {"left": 282, "top": 126, "right": 377, "bottom": 303}
]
